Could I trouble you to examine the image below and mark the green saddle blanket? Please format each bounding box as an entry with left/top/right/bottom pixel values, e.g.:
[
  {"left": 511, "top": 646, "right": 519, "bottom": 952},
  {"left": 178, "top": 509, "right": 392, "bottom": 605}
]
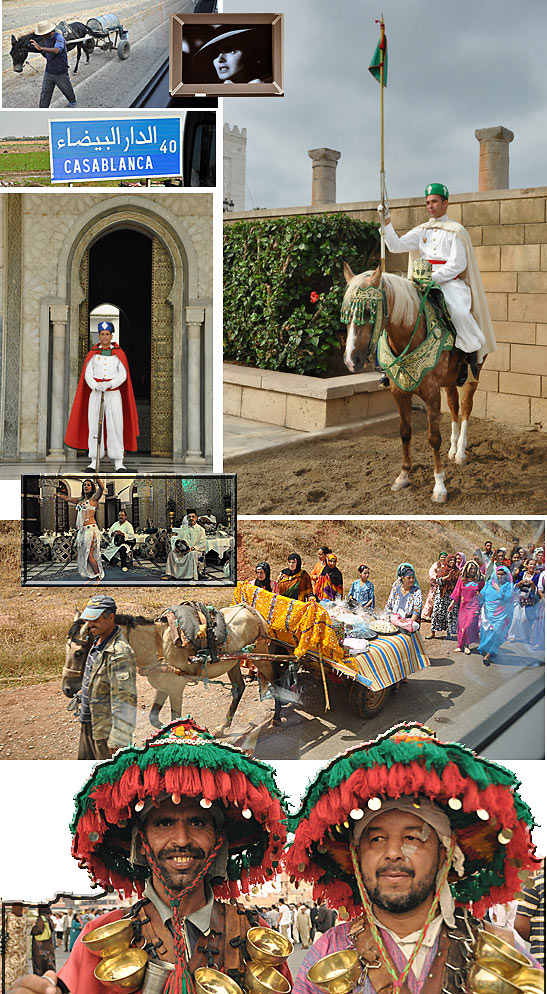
[{"left": 378, "top": 281, "right": 455, "bottom": 392}]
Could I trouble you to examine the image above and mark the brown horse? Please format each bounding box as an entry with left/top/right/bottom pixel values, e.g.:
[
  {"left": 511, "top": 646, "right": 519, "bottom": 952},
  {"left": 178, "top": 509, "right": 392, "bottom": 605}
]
[{"left": 342, "top": 265, "right": 482, "bottom": 503}]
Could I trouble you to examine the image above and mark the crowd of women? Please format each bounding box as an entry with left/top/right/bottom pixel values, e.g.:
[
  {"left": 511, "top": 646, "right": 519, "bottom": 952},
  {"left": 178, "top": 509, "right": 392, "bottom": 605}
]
[{"left": 250, "top": 539, "right": 545, "bottom": 666}]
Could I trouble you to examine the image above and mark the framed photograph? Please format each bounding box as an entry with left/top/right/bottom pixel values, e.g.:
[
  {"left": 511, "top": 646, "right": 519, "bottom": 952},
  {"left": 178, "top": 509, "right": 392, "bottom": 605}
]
[{"left": 169, "top": 12, "right": 284, "bottom": 97}]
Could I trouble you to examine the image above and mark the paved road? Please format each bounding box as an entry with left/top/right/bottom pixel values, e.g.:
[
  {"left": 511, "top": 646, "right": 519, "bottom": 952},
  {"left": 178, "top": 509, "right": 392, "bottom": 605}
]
[
  {"left": 3, "top": 0, "right": 187, "bottom": 107},
  {"left": 249, "top": 637, "right": 544, "bottom": 761}
]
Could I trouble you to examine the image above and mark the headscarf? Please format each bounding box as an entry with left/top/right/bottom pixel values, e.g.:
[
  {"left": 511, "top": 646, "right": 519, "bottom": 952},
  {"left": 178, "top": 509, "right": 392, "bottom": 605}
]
[
  {"left": 280, "top": 553, "right": 302, "bottom": 577},
  {"left": 397, "top": 562, "right": 418, "bottom": 589},
  {"left": 455, "top": 552, "right": 466, "bottom": 569},
  {"left": 439, "top": 555, "right": 459, "bottom": 596},
  {"left": 315, "top": 553, "right": 343, "bottom": 601},
  {"left": 322, "top": 553, "right": 343, "bottom": 587},
  {"left": 352, "top": 797, "right": 464, "bottom": 927},
  {"left": 462, "top": 560, "right": 480, "bottom": 582},
  {"left": 254, "top": 561, "right": 272, "bottom": 592}
]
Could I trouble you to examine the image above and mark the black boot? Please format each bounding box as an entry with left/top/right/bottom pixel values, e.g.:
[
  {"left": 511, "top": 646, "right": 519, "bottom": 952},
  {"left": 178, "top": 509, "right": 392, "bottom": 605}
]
[
  {"left": 468, "top": 351, "right": 479, "bottom": 379},
  {"left": 379, "top": 375, "right": 390, "bottom": 387},
  {"left": 456, "top": 361, "right": 468, "bottom": 387}
]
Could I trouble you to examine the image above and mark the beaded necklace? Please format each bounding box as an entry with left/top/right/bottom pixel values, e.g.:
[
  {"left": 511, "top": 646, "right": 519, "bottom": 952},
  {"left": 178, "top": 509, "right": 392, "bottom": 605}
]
[{"left": 350, "top": 840, "right": 455, "bottom": 994}]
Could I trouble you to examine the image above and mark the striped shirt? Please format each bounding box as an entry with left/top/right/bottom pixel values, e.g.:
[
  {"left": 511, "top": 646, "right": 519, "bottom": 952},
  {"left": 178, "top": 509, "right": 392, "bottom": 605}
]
[
  {"left": 292, "top": 920, "right": 442, "bottom": 994},
  {"left": 517, "top": 868, "right": 545, "bottom": 965}
]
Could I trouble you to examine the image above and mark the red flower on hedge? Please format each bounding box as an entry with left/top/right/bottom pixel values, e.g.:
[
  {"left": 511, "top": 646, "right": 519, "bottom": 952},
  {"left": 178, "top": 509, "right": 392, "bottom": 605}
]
[{"left": 310, "top": 291, "right": 320, "bottom": 303}]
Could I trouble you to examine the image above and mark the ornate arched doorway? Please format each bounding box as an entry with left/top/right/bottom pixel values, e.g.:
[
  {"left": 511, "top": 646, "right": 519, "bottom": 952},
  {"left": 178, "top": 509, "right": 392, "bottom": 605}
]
[{"left": 77, "top": 226, "right": 174, "bottom": 457}]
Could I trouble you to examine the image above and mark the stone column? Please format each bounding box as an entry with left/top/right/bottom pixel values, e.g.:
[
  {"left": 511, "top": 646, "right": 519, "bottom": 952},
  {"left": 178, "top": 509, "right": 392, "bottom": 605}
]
[
  {"left": 308, "top": 148, "right": 341, "bottom": 205},
  {"left": 46, "top": 304, "right": 69, "bottom": 461},
  {"left": 185, "top": 306, "right": 205, "bottom": 463},
  {"left": 474, "top": 126, "right": 514, "bottom": 191}
]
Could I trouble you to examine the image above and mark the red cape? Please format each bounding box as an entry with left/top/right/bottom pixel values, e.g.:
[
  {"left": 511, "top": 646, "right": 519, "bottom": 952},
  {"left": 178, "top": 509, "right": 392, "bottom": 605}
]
[{"left": 65, "top": 344, "right": 139, "bottom": 451}]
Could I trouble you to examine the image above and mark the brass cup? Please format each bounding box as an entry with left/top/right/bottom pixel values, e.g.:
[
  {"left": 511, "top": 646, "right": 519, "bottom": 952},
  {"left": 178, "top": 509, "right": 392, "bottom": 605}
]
[
  {"left": 476, "top": 931, "right": 532, "bottom": 978},
  {"left": 195, "top": 967, "right": 246, "bottom": 994},
  {"left": 468, "top": 962, "right": 523, "bottom": 994},
  {"left": 247, "top": 927, "right": 294, "bottom": 965},
  {"left": 94, "top": 948, "right": 148, "bottom": 994},
  {"left": 307, "top": 949, "right": 360, "bottom": 994},
  {"left": 82, "top": 919, "right": 134, "bottom": 958},
  {"left": 245, "top": 961, "right": 291, "bottom": 994},
  {"left": 512, "top": 967, "right": 546, "bottom": 994}
]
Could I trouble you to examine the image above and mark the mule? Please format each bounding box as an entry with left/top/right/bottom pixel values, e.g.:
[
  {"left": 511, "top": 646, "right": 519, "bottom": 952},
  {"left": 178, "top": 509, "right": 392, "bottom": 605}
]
[
  {"left": 342, "top": 265, "right": 482, "bottom": 503},
  {"left": 10, "top": 22, "right": 99, "bottom": 75},
  {"left": 63, "top": 604, "right": 285, "bottom": 734}
]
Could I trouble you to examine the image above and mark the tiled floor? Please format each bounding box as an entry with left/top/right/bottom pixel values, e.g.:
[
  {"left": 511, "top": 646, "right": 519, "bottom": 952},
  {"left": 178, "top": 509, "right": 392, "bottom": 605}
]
[{"left": 22, "top": 554, "right": 232, "bottom": 587}]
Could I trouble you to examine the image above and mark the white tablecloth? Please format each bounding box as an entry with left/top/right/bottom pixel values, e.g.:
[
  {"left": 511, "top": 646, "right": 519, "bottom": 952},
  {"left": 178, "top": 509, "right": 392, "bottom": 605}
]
[{"left": 205, "top": 536, "right": 234, "bottom": 557}]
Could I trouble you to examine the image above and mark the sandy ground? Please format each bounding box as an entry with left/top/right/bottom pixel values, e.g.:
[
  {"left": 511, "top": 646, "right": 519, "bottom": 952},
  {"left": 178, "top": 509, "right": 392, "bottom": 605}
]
[{"left": 226, "top": 413, "right": 547, "bottom": 515}]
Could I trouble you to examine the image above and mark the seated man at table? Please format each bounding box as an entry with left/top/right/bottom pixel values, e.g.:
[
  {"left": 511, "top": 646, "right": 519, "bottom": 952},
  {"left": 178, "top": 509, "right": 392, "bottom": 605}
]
[
  {"left": 103, "top": 510, "right": 135, "bottom": 572},
  {"left": 163, "top": 509, "right": 206, "bottom": 580}
]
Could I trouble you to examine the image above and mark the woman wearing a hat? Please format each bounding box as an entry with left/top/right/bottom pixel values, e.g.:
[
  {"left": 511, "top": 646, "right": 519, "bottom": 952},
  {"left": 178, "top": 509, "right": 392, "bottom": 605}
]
[{"left": 186, "top": 25, "right": 272, "bottom": 84}]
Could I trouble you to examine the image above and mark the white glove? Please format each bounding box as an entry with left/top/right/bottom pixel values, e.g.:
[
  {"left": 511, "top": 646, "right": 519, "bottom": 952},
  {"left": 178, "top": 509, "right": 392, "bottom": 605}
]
[{"left": 377, "top": 203, "right": 390, "bottom": 221}]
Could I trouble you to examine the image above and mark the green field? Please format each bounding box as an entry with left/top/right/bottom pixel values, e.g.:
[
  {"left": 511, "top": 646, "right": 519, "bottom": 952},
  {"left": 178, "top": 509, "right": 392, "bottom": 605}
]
[{"left": 0, "top": 150, "right": 50, "bottom": 172}]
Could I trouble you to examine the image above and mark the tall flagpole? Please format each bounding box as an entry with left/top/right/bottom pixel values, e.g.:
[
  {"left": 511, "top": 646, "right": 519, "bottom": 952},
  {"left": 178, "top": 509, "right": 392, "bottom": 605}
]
[{"left": 378, "top": 14, "right": 386, "bottom": 275}]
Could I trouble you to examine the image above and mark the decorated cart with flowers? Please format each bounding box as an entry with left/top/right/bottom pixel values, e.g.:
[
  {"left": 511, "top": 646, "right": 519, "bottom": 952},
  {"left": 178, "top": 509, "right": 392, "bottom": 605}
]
[{"left": 231, "top": 581, "right": 430, "bottom": 717}]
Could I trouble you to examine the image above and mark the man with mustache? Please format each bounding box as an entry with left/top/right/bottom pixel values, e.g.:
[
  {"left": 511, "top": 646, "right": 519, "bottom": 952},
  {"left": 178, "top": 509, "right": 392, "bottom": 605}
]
[
  {"left": 288, "top": 722, "right": 543, "bottom": 994},
  {"left": 11, "top": 718, "right": 289, "bottom": 994}
]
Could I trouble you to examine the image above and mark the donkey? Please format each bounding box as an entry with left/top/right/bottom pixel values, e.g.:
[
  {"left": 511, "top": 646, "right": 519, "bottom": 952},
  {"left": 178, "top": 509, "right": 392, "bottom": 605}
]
[
  {"left": 63, "top": 604, "right": 286, "bottom": 734},
  {"left": 10, "top": 22, "right": 99, "bottom": 75}
]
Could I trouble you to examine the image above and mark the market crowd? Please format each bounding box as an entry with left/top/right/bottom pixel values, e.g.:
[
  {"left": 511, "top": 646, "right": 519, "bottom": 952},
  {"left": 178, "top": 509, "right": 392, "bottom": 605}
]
[{"left": 250, "top": 538, "right": 545, "bottom": 666}]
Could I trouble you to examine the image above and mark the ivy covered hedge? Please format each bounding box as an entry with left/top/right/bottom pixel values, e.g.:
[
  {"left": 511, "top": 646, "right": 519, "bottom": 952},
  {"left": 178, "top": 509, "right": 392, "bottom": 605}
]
[{"left": 223, "top": 213, "right": 379, "bottom": 375}]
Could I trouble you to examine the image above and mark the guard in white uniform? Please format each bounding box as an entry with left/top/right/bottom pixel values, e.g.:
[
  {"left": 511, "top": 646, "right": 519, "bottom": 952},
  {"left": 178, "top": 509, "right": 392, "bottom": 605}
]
[
  {"left": 86, "top": 323, "right": 127, "bottom": 470},
  {"left": 382, "top": 183, "right": 496, "bottom": 385}
]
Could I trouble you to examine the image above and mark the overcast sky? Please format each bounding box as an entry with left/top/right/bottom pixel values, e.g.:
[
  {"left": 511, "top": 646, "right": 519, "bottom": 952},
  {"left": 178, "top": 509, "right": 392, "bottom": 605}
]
[{"left": 224, "top": 0, "right": 547, "bottom": 209}]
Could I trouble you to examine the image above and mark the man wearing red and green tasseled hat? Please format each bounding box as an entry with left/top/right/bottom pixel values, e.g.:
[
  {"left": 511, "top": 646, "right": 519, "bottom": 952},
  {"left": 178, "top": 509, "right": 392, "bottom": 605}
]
[
  {"left": 11, "top": 718, "right": 290, "bottom": 994},
  {"left": 287, "top": 722, "right": 543, "bottom": 994}
]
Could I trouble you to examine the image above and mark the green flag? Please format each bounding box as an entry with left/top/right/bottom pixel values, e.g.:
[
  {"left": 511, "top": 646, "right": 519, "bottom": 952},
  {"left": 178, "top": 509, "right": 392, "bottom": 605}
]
[{"left": 368, "top": 24, "right": 387, "bottom": 86}]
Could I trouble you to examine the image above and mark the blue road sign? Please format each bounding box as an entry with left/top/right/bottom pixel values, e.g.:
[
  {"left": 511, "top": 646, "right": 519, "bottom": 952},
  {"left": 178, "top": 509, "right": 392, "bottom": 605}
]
[{"left": 49, "top": 117, "right": 182, "bottom": 183}]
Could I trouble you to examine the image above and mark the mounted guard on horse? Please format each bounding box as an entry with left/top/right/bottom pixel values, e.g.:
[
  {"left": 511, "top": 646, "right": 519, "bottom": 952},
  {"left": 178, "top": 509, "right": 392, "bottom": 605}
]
[{"left": 342, "top": 184, "right": 497, "bottom": 504}]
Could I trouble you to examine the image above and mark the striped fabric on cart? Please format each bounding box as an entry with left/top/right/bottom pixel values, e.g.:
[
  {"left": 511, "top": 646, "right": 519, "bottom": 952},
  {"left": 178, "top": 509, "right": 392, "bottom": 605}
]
[{"left": 330, "top": 629, "right": 430, "bottom": 690}]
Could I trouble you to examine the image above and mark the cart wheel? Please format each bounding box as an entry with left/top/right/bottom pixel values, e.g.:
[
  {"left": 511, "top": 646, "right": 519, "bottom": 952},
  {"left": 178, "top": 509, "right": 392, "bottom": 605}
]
[
  {"left": 117, "top": 38, "right": 130, "bottom": 59},
  {"left": 83, "top": 38, "right": 95, "bottom": 55},
  {"left": 349, "top": 681, "right": 390, "bottom": 717}
]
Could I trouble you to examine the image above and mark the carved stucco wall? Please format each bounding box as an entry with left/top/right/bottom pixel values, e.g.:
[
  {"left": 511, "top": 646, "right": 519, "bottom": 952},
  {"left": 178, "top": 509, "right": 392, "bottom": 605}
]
[{"left": 8, "top": 192, "right": 212, "bottom": 458}]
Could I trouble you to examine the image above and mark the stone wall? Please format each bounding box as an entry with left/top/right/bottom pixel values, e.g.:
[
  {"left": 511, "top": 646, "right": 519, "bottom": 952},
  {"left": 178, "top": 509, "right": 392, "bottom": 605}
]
[
  {"left": 225, "top": 188, "right": 547, "bottom": 430},
  {"left": 223, "top": 124, "right": 247, "bottom": 212}
]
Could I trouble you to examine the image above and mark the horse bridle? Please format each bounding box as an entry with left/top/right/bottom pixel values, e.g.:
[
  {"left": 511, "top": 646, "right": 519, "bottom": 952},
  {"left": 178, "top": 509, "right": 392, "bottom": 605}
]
[
  {"left": 340, "top": 284, "right": 386, "bottom": 361},
  {"left": 64, "top": 626, "right": 93, "bottom": 676}
]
